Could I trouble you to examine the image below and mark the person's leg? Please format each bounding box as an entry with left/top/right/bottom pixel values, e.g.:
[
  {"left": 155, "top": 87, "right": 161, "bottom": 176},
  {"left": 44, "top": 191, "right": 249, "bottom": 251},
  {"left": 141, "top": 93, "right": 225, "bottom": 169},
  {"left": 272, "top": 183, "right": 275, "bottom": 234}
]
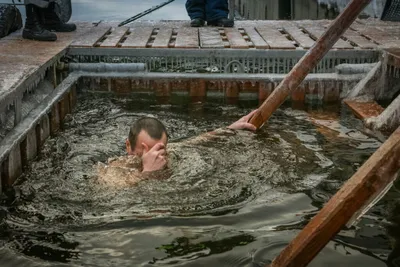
[
  {"left": 185, "top": 0, "right": 206, "bottom": 27},
  {"left": 41, "top": 1, "right": 76, "bottom": 32},
  {"left": 206, "top": 0, "right": 233, "bottom": 27},
  {"left": 23, "top": 1, "right": 57, "bottom": 41}
]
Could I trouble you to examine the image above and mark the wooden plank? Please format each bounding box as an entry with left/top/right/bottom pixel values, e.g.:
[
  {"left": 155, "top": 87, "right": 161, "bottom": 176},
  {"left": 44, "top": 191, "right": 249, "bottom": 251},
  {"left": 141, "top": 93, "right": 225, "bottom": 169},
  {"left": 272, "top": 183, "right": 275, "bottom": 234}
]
[
  {"left": 344, "top": 100, "right": 384, "bottom": 119},
  {"left": 271, "top": 126, "right": 400, "bottom": 267},
  {"left": 243, "top": 27, "right": 269, "bottom": 49},
  {"left": 350, "top": 24, "right": 387, "bottom": 45},
  {"left": 199, "top": 28, "right": 224, "bottom": 48},
  {"left": 151, "top": 28, "right": 173, "bottom": 48},
  {"left": 283, "top": 25, "right": 315, "bottom": 49},
  {"left": 175, "top": 27, "right": 199, "bottom": 48},
  {"left": 71, "top": 26, "right": 111, "bottom": 47},
  {"left": 121, "top": 27, "right": 154, "bottom": 48},
  {"left": 386, "top": 48, "right": 400, "bottom": 68},
  {"left": 303, "top": 24, "right": 354, "bottom": 49},
  {"left": 255, "top": 26, "right": 295, "bottom": 49},
  {"left": 341, "top": 28, "right": 377, "bottom": 49},
  {"left": 99, "top": 27, "right": 129, "bottom": 47},
  {"left": 224, "top": 28, "right": 248, "bottom": 49}
]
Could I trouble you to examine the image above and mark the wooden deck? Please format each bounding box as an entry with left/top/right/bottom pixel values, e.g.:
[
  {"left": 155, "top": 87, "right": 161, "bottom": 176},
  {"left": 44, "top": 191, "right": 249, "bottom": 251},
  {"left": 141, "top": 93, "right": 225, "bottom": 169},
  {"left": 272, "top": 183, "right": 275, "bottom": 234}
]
[
  {"left": 69, "top": 19, "right": 400, "bottom": 49},
  {"left": 1, "top": 19, "right": 400, "bottom": 101},
  {"left": 0, "top": 22, "right": 93, "bottom": 102}
]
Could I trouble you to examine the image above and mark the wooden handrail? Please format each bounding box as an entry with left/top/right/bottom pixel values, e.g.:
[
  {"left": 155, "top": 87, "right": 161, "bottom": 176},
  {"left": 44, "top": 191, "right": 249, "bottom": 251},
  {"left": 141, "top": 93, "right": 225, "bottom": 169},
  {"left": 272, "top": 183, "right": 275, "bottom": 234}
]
[
  {"left": 270, "top": 126, "right": 400, "bottom": 267},
  {"left": 249, "top": 0, "right": 373, "bottom": 128}
]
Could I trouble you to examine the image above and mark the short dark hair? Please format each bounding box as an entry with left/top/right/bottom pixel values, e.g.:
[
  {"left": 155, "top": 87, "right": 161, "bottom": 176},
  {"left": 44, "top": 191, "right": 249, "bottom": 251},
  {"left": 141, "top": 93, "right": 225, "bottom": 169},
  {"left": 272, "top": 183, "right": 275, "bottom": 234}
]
[{"left": 128, "top": 117, "right": 168, "bottom": 147}]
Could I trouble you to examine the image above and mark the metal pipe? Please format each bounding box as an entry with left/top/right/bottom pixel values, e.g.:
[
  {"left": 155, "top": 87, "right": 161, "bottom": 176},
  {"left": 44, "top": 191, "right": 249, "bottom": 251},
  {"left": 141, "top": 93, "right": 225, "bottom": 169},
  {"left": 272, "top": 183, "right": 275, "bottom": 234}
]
[
  {"left": 229, "top": 0, "right": 235, "bottom": 20},
  {"left": 68, "top": 63, "right": 147, "bottom": 73},
  {"left": 248, "top": 0, "right": 373, "bottom": 129}
]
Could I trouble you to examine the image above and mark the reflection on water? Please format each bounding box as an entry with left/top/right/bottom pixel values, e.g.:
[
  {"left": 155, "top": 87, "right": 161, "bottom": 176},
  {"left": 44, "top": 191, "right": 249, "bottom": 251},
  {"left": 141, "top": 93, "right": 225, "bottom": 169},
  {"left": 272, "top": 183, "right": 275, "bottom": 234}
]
[{"left": 0, "top": 93, "right": 399, "bottom": 267}]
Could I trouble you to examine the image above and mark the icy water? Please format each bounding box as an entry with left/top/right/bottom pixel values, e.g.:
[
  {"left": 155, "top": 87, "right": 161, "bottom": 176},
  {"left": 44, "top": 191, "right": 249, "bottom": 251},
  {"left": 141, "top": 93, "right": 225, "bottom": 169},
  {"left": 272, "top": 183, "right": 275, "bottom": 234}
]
[
  {"left": 12, "top": 0, "right": 383, "bottom": 22},
  {"left": 0, "top": 93, "right": 399, "bottom": 266}
]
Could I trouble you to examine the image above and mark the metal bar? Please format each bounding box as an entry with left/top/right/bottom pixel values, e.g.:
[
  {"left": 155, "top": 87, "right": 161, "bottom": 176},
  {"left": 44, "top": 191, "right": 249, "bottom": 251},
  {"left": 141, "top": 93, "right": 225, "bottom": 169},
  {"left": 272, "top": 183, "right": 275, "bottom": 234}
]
[
  {"left": 79, "top": 71, "right": 364, "bottom": 83},
  {"left": 229, "top": 0, "right": 235, "bottom": 20},
  {"left": 69, "top": 63, "right": 147, "bottom": 72},
  {"left": 248, "top": 0, "right": 373, "bottom": 129},
  {"left": 66, "top": 47, "right": 379, "bottom": 59},
  {"left": 118, "top": 0, "right": 175, "bottom": 27}
]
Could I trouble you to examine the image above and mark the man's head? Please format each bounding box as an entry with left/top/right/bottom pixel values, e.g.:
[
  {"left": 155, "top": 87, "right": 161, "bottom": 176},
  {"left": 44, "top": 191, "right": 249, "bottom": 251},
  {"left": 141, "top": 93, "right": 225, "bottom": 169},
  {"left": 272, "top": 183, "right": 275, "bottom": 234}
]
[{"left": 126, "top": 117, "right": 168, "bottom": 156}]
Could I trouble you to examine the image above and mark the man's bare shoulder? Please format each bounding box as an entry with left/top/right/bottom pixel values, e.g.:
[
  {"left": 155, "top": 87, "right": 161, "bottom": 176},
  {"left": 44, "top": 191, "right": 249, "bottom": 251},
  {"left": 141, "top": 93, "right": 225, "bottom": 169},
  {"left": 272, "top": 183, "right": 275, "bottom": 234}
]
[{"left": 96, "top": 155, "right": 143, "bottom": 188}]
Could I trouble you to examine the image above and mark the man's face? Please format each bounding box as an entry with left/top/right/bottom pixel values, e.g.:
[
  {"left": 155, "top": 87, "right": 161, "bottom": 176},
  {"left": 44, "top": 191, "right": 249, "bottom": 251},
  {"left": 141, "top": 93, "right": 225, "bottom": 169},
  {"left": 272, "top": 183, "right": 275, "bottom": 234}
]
[{"left": 126, "top": 130, "right": 168, "bottom": 156}]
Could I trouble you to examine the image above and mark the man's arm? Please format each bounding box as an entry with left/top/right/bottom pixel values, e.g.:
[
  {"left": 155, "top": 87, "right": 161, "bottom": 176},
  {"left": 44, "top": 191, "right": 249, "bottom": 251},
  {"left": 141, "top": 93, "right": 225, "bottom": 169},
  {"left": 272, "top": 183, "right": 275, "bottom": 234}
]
[
  {"left": 227, "top": 110, "right": 257, "bottom": 131},
  {"left": 181, "top": 110, "right": 258, "bottom": 146}
]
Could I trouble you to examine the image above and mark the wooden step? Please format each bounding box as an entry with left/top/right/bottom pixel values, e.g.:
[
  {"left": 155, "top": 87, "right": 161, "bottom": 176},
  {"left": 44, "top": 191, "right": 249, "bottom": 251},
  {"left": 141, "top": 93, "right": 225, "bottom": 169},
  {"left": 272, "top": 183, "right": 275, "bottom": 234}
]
[{"left": 344, "top": 100, "right": 385, "bottom": 120}]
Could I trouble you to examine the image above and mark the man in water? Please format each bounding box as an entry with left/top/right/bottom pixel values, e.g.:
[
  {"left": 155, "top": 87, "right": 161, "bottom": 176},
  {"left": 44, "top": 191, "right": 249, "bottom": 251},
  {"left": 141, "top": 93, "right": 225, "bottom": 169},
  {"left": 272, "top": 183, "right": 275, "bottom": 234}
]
[{"left": 97, "top": 111, "right": 257, "bottom": 187}]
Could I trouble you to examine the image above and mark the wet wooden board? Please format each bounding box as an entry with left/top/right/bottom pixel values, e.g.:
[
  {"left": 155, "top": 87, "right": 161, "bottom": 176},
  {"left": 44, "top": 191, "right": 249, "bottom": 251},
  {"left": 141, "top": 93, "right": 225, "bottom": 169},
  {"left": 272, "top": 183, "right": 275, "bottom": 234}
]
[
  {"left": 303, "top": 24, "right": 353, "bottom": 49},
  {"left": 224, "top": 28, "right": 248, "bottom": 49},
  {"left": 243, "top": 27, "right": 269, "bottom": 49},
  {"left": 255, "top": 26, "right": 296, "bottom": 49},
  {"left": 100, "top": 27, "right": 129, "bottom": 47},
  {"left": 174, "top": 27, "right": 199, "bottom": 48},
  {"left": 350, "top": 24, "right": 388, "bottom": 45},
  {"left": 283, "top": 25, "right": 315, "bottom": 49},
  {"left": 151, "top": 28, "right": 173, "bottom": 48},
  {"left": 71, "top": 25, "right": 110, "bottom": 47},
  {"left": 199, "top": 28, "right": 224, "bottom": 48},
  {"left": 344, "top": 100, "right": 384, "bottom": 120},
  {"left": 121, "top": 27, "right": 154, "bottom": 48},
  {"left": 123, "top": 27, "right": 155, "bottom": 48},
  {"left": 342, "top": 28, "right": 377, "bottom": 49},
  {"left": 1, "top": 23, "right": 93, "bottom": 95}
]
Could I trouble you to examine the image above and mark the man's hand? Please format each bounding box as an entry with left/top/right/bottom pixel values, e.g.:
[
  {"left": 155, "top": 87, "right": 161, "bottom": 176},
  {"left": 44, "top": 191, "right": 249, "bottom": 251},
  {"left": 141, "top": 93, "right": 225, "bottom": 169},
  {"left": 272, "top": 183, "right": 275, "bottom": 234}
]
[
  {"left": 141, "top": 143, "right": 167, "bottom": 173},
  {"left": 227, "top": 110, "right": 258, "bottom": 131}
]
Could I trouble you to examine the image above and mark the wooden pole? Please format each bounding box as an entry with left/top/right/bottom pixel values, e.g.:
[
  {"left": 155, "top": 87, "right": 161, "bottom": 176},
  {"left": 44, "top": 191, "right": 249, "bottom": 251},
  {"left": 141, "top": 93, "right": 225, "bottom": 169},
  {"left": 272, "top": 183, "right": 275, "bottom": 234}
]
[
  {"left": 249, "top": 0, "right": 372, "bottom": 128},
  {"left": 229, "top": 0, "right": 235, "bottom": 20},
  {"left": 270, "top": 126, "right": 400, "bottom": 267}
]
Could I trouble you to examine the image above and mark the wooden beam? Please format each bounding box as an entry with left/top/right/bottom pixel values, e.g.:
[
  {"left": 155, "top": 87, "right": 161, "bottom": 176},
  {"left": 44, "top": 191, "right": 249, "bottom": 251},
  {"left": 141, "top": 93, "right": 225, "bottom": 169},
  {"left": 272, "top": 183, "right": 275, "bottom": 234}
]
[
  {"left": 344, "top": 100, "right": 384, "bottom": 120},
  {"left": 270, "top": 126, "right": 400, "bottom": 267}
]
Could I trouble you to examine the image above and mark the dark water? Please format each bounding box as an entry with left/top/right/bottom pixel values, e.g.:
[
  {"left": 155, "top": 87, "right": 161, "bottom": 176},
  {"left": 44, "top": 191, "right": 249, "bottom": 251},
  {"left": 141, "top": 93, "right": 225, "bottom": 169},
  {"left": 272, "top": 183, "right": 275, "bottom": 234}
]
[{"left": 0, "top": 93, "right": 399, "bottom": 266}]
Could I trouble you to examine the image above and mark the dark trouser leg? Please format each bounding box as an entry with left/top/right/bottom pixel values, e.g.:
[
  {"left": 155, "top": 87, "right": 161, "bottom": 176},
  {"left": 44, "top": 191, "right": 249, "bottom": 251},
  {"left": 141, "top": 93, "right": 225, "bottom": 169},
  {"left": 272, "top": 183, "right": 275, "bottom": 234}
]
[
  {"left": 205, "top": 0, "right": 228, "bottom": 21},
  {"left": 42, "top": 1, "right": 76, "bottom": 32},
  {"left": 186, "top": 0, "right": 206, "bottom": 27},
  {"left": 23, "top": 4, "right": 57, "bottom": 41},
  {"left": 24, "top": 0, "right": 52, "bottom": 8},
  {"left": 206, "top": 0, "right": 233, "bottom": 27},
  {"left": 186, "top": 0, "right": 206, "bottom": 20}
]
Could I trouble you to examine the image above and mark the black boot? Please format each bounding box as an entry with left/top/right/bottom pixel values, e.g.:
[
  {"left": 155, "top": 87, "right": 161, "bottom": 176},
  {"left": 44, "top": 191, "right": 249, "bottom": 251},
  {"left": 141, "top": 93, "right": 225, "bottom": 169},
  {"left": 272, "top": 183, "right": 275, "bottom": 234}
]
[
  {"left": 208, "top": 18, "right": 234, "bottom": 27},
  {"left": 42, "top": 2, "right": 76, "bottom": 32},
  {"left": 23, "top": 4, "right": 57, "bottom": 41},
  {"left": 190, "top": 18, "right": 205, "bottom": 27}
]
